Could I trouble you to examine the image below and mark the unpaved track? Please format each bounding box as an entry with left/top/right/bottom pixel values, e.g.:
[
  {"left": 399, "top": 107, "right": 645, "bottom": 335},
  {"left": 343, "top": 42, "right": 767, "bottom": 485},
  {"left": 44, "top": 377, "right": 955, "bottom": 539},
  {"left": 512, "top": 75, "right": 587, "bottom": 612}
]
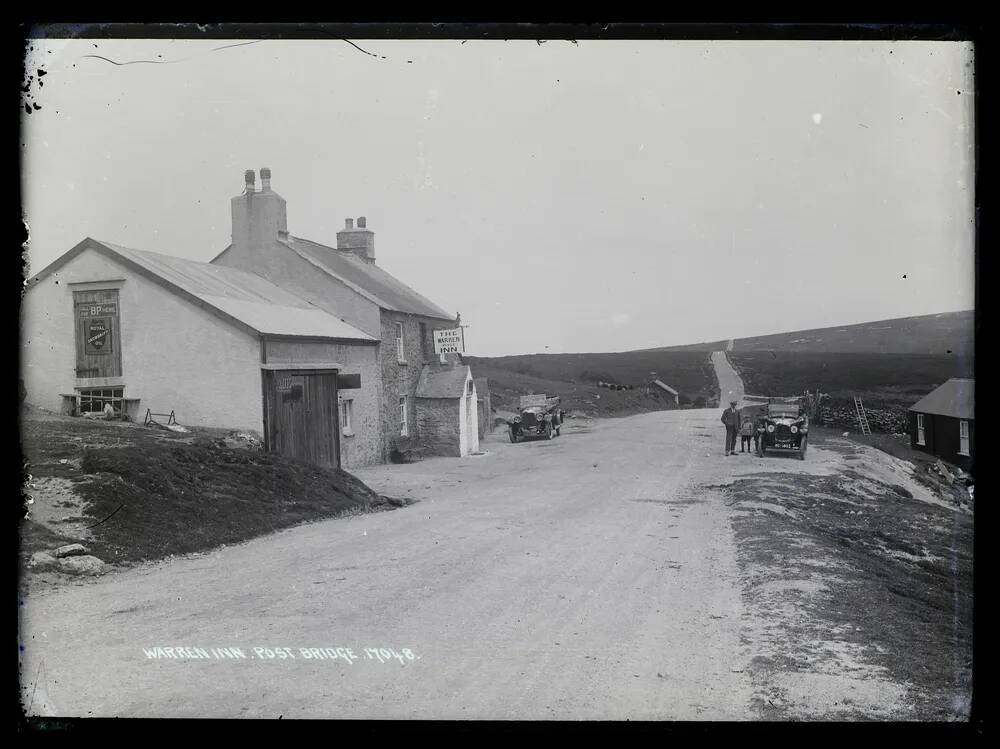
[
  {"left": 21, "top": 410, "right": 770, "bottom": 720},
  {"left": 712, "top": 350, "right": 744, "bottom": 405}
]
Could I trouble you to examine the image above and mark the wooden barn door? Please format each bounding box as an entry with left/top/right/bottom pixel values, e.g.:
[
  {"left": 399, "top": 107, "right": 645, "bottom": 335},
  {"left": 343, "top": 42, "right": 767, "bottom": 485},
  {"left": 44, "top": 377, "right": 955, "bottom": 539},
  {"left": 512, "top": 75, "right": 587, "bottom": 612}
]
[
  {"left": 263, "top": 370, "right": 340, "bottom": 469},
  {"left": 73, "top": 290, "right": 122, "bottom": 379}
]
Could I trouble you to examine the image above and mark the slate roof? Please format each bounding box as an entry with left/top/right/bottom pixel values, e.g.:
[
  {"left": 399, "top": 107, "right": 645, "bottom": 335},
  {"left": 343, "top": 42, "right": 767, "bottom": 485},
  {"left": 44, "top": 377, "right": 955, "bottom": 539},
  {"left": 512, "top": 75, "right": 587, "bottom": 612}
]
[
  {"left": 279, "top": 235, "right": 455, "bottom": 321},
  {"left": 29, "top": 238, "right": 377, "bottom": 343},
  {"left": 909, "top": 378, "right": 975, "bottom": 420},
  {"left": 415, "top": 364, "right": 472, "bottom": 399}
]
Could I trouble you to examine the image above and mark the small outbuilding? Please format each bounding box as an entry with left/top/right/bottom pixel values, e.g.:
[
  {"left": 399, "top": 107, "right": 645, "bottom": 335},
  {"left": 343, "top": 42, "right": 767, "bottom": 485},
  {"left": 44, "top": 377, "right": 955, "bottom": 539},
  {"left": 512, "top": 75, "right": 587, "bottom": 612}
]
[
  {"left": 414, "top": 362, "right": 480, "bottom": 457},
  {"left": 909, "top": 378, "right": 974, "bottom": 473},
  {"left": 645, "top": 379, "right": 680, "bottom": 405}
]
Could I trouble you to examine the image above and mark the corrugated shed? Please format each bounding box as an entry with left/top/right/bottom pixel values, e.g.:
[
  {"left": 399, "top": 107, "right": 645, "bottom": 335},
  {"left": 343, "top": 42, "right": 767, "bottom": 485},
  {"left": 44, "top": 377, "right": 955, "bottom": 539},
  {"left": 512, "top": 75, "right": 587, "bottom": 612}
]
[
  {"left": 72, "top": 240, "right": 376, "bottom": 342},
  {"left": 282, "top": 236, "right": 456, "bottom": 321},
  {"left": 416, "top": 364, "right": 472, "bottom": 399},
  {"left": 909, "top": 378, "right": 975, "bottom": 420}
]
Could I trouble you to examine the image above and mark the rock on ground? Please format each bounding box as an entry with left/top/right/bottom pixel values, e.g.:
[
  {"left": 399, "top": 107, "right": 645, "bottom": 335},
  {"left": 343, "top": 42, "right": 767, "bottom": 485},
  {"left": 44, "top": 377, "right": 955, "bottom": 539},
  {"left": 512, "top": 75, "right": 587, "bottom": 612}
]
[
  {"left": 57, "top": 556, "right": 107, "bottom": 576},
  {"left": 52, "top": 544, "right": 89, "bottom": 559},
  {"left": 29, "top": 551, "right": 59, "bottom": 570}
]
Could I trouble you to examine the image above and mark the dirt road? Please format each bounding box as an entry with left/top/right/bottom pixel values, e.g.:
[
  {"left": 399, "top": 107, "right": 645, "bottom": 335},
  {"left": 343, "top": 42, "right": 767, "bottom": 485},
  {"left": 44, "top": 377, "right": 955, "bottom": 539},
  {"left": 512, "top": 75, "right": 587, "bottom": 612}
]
[
  {"left": 22, "top": 407, "right": 868, "bottom": 720},
  {"left": 712, "top": 350, "right": 744, "bottom": 405}
]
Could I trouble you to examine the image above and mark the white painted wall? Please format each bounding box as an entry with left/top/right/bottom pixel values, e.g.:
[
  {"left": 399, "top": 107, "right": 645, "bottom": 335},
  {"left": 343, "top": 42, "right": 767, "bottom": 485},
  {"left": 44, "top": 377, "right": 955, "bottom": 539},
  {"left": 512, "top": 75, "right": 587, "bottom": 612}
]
[
  {"left": 457, "top": 371, "right": 479, "bottom": 457},
  {"left": 21, "top": 247, "right": 265, "bottom": 433}
]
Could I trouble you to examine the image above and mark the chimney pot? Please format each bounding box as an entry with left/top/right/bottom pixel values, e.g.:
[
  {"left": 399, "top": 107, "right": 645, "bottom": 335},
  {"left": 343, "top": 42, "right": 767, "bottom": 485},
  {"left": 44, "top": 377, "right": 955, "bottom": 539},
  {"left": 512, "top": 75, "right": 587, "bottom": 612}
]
[
  {"left": 357, "top": 216, "right": 367, "bottom": 229},
  {"left": 244, "top": 169, "right": 256, "bottom": 190},
  {"left": 260, "top": 167, "right": 271, "bottom": 191},
  {"left": 345, "top": 218, "right": 354, "bottom": 230}
]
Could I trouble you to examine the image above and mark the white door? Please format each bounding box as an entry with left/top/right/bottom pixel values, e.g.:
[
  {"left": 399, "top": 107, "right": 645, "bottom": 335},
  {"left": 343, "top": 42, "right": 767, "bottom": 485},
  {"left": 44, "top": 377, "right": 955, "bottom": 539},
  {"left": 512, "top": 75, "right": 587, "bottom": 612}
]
[{"left": 959, "top": 420, "right": 970, "bottom": 456}]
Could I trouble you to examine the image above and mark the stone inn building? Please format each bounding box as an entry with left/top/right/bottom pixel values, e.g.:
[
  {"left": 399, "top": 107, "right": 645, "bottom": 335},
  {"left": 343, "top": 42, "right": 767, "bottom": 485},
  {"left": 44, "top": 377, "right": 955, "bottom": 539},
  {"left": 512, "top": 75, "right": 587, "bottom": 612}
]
[
  {"left": 20, "top": 168, "right": 480, "bottom": 468},
  {"left": 211, "top": 168, "right": 479, "bottom": 461}
]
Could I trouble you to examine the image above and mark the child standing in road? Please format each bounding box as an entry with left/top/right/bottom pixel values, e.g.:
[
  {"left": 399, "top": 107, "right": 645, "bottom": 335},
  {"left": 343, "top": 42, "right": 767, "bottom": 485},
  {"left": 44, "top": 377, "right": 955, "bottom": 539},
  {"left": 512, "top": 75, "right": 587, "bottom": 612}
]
[{"left": 740, "top": 416, "right": 754, "bottom": 453}]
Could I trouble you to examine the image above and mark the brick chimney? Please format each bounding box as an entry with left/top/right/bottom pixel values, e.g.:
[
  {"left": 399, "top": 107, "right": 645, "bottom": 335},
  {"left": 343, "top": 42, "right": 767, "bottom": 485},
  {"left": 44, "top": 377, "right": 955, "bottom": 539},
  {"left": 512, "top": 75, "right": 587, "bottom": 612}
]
[
  {"left": 231, "top": 167, "right": 287, "bottom": 249},
  {"left": 336, "top": 216, "right": 375, "bottom": 263}
]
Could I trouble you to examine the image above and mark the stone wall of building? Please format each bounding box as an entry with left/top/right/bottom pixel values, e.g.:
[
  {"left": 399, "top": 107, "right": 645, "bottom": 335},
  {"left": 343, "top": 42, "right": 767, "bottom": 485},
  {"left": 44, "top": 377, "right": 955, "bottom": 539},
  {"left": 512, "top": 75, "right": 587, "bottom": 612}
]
[
  {"left": 415, "top": 398, "right": 462, "bottom": 457},
  {"left": 379, "top": 311, "right": 461, "bottom": 459}
]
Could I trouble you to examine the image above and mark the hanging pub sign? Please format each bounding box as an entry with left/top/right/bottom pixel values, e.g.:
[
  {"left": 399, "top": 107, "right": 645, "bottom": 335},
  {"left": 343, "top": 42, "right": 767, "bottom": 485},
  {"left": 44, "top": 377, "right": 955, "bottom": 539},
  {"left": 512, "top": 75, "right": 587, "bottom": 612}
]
[{"left": 433, "top": 327, "right": 465, "bottom": 354}]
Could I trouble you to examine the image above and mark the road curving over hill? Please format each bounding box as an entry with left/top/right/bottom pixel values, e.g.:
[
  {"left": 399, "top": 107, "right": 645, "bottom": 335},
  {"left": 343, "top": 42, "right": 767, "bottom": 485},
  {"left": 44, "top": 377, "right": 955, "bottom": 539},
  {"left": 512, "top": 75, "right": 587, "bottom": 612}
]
[{"left": 712, "top": 350, "right": 745, "bottom": 407}]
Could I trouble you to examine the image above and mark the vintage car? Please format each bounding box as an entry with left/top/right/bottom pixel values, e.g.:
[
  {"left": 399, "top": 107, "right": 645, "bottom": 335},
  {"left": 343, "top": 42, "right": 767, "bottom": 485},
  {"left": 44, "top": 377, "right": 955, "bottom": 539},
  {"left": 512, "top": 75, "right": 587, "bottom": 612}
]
[
  {"left": 757, "top": 396, "right": 808, "bottom": 459},
  {"left": 508, "top": 397, "right": 564, "bottom": 442}
]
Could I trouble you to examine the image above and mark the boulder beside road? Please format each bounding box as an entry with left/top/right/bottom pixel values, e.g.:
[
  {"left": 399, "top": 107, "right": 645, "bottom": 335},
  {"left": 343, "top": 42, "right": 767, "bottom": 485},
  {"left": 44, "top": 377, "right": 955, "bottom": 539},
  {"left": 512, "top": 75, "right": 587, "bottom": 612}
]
[
  {"left": 52, "top": 544, "right": 89, "bottom": 559},
  {"left": 57, "top": 556, "right": 107, "bottom": 576},
  {"left": 28, "top": 548, "right": 106, "bottom": 576},
  {"left": 29, "top": 551, "right": 58, "bottom": 570}
]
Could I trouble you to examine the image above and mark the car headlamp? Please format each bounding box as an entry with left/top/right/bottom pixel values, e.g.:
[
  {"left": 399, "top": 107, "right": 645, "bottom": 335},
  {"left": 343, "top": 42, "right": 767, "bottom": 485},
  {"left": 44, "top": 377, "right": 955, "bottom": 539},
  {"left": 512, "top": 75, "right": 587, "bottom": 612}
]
[
  {"left": 767, "top": 424, "right": 775, "bottom": 433},
  {"left": 791, "top": 425, "right": 799, "bottom": 434}
]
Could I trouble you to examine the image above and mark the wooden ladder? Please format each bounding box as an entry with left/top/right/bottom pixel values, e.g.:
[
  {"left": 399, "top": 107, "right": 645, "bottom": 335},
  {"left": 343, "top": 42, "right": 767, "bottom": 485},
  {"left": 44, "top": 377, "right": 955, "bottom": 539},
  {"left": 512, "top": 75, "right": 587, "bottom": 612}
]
[{"left": 853, "top": 396, "right": 872, "bottom": 435}]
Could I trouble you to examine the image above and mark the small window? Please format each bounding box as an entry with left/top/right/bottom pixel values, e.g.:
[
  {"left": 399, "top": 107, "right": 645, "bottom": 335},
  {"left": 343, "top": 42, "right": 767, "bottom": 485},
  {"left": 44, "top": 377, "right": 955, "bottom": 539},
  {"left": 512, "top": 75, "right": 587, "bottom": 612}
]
[
  {"left": 78, "top": 387, "right": 124, "bottom": 415},
  {"left": 396, "top": 322, "right": 406, "bottom": 363},
  {"left": 419, "top": 322, "right": 429, "bottom": 360},
  {"left": 467, "top": 379, "right": 474, "bottom": 395},
  {"left": 399, "top": 396, "right": 408, "bottom": 437},
  {"left": 340, "top": 399, "right": 354, "bottom": 436},
  {"left": 959, "top": 419, "right": 970, "bottom": 456},
  {"left": 916, "top": 413, "right": 926, "bottom": 446}
]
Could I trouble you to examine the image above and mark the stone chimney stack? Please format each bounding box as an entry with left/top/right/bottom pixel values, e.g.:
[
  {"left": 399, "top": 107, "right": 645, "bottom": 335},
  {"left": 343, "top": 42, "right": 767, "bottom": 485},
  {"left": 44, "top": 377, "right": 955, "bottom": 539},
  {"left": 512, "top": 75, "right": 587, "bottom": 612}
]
[
  {"left": 231, "top": 167, "right": 287, "bottom": 249},
  {"left": 336, "top": 216, "right": 376, "bottom": 263}
]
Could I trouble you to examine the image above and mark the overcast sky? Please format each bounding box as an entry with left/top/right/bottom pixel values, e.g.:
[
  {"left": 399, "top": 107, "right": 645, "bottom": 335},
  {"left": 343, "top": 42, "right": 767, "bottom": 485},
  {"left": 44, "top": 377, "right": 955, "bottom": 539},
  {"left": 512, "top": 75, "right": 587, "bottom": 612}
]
[{"left": 21, "top": 37, "right": 975, "bottom": 356}]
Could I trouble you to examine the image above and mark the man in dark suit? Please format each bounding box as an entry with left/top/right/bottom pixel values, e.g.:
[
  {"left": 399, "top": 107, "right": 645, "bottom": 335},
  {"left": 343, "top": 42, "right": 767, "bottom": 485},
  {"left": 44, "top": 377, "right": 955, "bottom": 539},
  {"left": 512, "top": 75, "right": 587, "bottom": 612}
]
[{"left": 721, "top": 399, "right": 741, "bottom": 456}]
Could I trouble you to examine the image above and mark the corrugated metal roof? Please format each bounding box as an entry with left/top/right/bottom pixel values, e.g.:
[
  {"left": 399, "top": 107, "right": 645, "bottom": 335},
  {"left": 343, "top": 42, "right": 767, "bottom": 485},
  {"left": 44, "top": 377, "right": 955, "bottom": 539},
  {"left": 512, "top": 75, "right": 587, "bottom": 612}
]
[
  {"left": 416, "top": 364, "right": 472, "bottom": 399},
  {"left": 101, "top": 241, "right": 311, "bottom": 306},
  {"left": 909, "top": 378, "right": 974, "bottom": 420},
  {"left": 282, "top": 236, "right": 456, "bottom": 321},
  {"left": 94, "top": 241, "right": 376, "bottom": 342},
  {"left": 200, "top": 296, "right": 375, "bottom": 340}
]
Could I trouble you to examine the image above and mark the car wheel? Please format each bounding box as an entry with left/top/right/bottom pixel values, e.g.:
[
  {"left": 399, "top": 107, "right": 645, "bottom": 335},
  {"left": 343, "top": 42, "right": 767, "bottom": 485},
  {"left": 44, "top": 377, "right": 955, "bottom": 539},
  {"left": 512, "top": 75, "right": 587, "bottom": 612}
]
[
  {"left": 545, "top": 423, "right": 554, "bottom": 440},
  {"left": 798, "top": 436, "right": 808, "bottom": 460}
]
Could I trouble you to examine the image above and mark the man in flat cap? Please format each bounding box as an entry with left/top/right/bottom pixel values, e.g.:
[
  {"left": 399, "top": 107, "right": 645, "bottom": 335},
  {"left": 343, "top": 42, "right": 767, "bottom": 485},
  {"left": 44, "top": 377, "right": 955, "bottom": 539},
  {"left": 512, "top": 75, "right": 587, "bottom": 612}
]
[{"left": 721, "top": 399, "right": 741, "bottom": 456}]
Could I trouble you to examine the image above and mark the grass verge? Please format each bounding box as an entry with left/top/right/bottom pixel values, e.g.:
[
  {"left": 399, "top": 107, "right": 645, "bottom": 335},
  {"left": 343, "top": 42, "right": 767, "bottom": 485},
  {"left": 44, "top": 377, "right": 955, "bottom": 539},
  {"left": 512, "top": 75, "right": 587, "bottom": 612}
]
[
  {"left": 20, "top": 413, "right": 408, "bottom": 570},
  {"left": 721, "top": 435, "right": 972, "bottom": 720}
]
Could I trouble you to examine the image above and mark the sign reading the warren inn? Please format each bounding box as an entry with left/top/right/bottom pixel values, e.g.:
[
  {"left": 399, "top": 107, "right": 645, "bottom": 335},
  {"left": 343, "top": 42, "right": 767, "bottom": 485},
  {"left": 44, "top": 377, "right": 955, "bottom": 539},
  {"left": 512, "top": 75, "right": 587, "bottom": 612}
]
[{"left": 433, "top": 328, "right": 465, "bottom": 354}]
